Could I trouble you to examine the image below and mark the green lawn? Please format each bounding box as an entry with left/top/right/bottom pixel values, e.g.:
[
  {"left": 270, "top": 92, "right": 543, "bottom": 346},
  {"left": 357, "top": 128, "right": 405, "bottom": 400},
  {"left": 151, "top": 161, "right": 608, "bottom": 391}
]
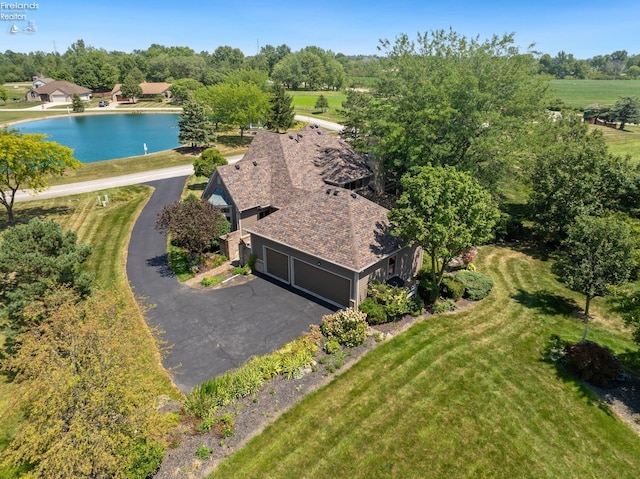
[
  {"left": 0, "top": 186, "right": 179, "bottom": 479},
  {"left": 208, "top": 246, "right": 640, "bottom": 479},
  {"left": 550, "top": 79, "right": 640, "bottom": 109},
  {"left": 290, "top": 90, "right": 347, "bottom": 123},
  {"left": 589, "top": 124, "right": 640, "bottom": 163}
]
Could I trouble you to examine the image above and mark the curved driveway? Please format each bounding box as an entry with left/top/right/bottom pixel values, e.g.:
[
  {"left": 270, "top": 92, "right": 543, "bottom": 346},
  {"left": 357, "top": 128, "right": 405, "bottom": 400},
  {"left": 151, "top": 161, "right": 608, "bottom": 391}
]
[{"left": 127, "top": 178, "right": 334, "bottom": 393}]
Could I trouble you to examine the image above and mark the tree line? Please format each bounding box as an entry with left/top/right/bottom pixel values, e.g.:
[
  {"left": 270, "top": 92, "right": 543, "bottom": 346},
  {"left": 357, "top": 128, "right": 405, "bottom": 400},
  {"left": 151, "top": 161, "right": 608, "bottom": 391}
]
[{"left": 2, "top": 39, "right": 638, "bottom": 96}]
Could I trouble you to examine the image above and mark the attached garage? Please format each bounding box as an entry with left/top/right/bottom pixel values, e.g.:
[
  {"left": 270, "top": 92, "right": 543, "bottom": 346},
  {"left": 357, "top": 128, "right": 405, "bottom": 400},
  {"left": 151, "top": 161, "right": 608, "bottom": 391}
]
[
  {"left": 265, "top": 247, "right": 289, "bottom": 283},
  {"left": 292, "top": 258, "right": 351, "bottom": 308}
]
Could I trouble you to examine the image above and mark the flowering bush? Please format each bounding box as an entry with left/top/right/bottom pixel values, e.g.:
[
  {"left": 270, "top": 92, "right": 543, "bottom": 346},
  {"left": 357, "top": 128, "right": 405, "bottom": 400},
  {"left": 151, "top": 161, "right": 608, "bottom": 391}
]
[{"left": 321, "top": 308, "right": 368, "bottom": 347}]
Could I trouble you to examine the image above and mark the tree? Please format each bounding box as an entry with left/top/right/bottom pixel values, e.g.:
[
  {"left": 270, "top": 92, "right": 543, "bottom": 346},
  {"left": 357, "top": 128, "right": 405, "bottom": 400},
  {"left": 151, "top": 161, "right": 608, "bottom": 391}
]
[
  {"left": 155, "top": 197, "right": 229, "bottom": 259},
  {"left": 169, "top": 78, "right": 203, "bottom": 102},
  {"left": 193, "top": 148, "right": 227, "bottom": 178},
  {"left": 1, "top": 289, "right": 167, "bottom": 479},
  {"left": 120, "top": 71, "right": 143, "bottom": 103},
  {"left": 527, "top": 117, "right": 638, "bottom": 244},
  {"left": 178, "top": 100, "right": 216, "bottom": 148},
  {"left": 0, "top": 129, "right": 80, "bottom": 224},
  {"left": 0, "top": 86, "right": 8, "bottom": 104},
  {"left": 553, "top": 215, "right": 635, "bottom": 317},
  {"left": 388, "top": 165, "right": 499, "bottom": 291},
  {"left": 339, "top": 89, "right": 373, "bottom": 152},
  {"left": 314, "top": 94, "right": 329, "bottom": 112},
  {"left": 267, "top": 83, "right": 295, "bottom": 132},
  {"left": 71, "top": 93, "right": 84, "bottom": 112},
  {"left": 346, "top": 30, "right": 549, "bottom": 192},
  {"left": 197, "top": 82, "right": 270, "bottom": 138},
  {"left": 611, "top": 96, "right": 640, "bottom": 130},
  {"left": 0, "top": 218, "right": 93, "bottom": 338}
]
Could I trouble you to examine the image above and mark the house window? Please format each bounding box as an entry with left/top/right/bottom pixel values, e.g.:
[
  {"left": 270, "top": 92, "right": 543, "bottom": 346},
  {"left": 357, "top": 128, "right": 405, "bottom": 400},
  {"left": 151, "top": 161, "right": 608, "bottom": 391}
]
[{"left": 388, "top": 255, "right": 397, "bottom": 278}]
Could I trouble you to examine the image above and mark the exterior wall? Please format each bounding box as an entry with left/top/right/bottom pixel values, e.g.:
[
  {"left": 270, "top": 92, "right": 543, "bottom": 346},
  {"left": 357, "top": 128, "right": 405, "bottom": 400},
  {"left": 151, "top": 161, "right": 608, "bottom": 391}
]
[
  {"left": 356, "top": 245, "right": 423, "bottom": 304},
  {"left": 220, "top": 230, "right": 242, "bottom": 261}
]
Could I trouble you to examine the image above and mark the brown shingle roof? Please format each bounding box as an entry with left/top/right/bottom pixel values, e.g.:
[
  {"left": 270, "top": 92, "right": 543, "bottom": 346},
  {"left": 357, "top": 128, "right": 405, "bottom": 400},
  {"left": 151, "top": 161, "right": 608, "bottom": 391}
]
[
  {"left": 216, "top": 126, "right": 371, "bottom": 212},
  {"left": 111, "top": 82, "right": 171, "bottom": 95},
  {"left": 246, "top": 187, "right": 400, "bottom": 272},
  {"left": 33, "top": 81, "right": 92, "bottom": 95}
]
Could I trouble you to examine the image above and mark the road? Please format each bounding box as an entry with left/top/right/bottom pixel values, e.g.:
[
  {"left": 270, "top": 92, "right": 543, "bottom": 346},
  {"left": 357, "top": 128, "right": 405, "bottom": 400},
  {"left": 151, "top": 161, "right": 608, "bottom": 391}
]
[{"left": 13, "top": 115, "right": 342, "bottom": 202}]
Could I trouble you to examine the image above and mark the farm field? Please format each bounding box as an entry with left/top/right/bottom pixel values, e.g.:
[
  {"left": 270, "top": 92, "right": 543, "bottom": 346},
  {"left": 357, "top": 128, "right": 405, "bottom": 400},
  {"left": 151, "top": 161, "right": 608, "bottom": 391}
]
[
  {"left": 550, "top": 79, "right": 640, "bottom": 109},
  {"left": 208, "top": 246, "right": 640, "bottom": 479}
]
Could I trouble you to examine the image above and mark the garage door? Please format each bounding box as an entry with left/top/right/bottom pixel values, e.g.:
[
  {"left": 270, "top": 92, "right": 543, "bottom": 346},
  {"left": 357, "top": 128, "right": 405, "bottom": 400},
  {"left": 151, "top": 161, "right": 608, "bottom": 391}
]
[
  {"left": 292, "top": 258, "right": 351, "bottom": 307},
  {"left": 265, "top": 247, "right": 289, "bottom": 283}
]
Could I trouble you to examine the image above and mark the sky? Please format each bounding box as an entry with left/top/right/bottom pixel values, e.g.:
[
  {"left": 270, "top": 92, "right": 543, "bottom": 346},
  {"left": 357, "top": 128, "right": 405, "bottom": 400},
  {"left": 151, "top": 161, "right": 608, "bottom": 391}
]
[{"left": 1, "top": 1, "right": 638, "bottom": 58}]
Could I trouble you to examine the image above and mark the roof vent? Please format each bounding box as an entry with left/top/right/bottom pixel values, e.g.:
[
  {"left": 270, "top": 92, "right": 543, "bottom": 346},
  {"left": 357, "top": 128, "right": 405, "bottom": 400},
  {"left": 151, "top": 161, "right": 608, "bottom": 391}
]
[
  {"left": 297, "top": 133, "right": 303, "bottom": 138},
  {"left": 326, "top": 188, "right": 331, "bottom": 195},
  {"left": 317, "top": 130, "right": 322, "bottom": 135},
  {"left": 252, "top": 161, "right": 257, "bottom": 166},
  {"left": 333, "top": 190, "right": 339, "bottom": 196},
  {"left": 235, "top": 164, "right": 240, "bottom": 170},
  {"left": 288, "top": 135, "right": 294, "bottom": 139},
  {"left": 351, "top": 193, "right": 357, "bottom": 199}
]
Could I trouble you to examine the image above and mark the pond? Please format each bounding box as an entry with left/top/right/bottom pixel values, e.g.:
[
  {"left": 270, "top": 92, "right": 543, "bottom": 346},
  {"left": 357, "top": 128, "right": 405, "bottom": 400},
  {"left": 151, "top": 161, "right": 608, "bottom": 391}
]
[{"left": 17, "top": 113, "right": 181, "bottom": 163}]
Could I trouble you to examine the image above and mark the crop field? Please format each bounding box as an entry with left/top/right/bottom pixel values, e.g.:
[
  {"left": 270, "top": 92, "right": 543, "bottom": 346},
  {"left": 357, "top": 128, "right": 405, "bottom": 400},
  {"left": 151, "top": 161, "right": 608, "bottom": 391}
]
[{"left": 550, "top": 79, "right": 640, "bottom": 109}]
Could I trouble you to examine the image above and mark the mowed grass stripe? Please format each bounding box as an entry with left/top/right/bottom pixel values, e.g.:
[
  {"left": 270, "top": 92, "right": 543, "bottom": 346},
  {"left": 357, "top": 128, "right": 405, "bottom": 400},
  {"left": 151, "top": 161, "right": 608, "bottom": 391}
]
[{"left": 209, "top": 246, "right": 640, "bottom": 479}]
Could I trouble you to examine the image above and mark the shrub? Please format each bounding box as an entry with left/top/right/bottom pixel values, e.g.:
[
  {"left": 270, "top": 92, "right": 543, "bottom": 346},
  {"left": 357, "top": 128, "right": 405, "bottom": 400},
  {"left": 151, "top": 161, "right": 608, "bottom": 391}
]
[
  {"left": 323, "top": 339, "right": 341, "bottom": 354},
  {"left": 431, "top": 299, "right": 457, "bottom": 314},
  {"left": 321, "top": 308, "right": 368, "bottom": 347},
  {"left": 455, "top": 270, "right": 494, "bottom": 300},
  {"left": 358, "top": 297, "right": 387, "bottom": 325},
  {"left": 247, "top": 253, "right": 257, "bottom": 271},
  {"left": 233, "top": 265, "right": 250, "bottom": 275},
  {"left": 212, "top": 413, "right": 235, "bottom": 438},
  {"left": 541, "top": 334, "right": 569, "bottom": 363},
  {"left": 195, "top": 445, "right": 212, "bottom": 460},
  {"left": 201, "top": 275, "right": 223, "bottom": 287},
  {"left": 126, "top": 441, "right": 164, "bottom": 479},
  {"left": 564, "top": 340, "right": 620, "bottom": 387},
  {"left": 194, "top": 148, "right": 228, "bottom": 178},
  {"left": 440, "top": 276, "right": 465, "bottom": 301},
  {"left": 417, "top": 268, "right": 439, "bottom": 303},
  {"left": 367, "top": 282, "right": 411, "bottom": 320},
  {"left": 408, "top": 294, "right": 425, "bottom": 316}
]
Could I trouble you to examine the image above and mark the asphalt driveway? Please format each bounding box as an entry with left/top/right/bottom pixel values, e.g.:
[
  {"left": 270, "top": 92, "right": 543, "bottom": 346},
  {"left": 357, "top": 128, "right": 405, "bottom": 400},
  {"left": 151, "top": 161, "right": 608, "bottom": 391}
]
[{"left": 126, "top": 177, "right": 334, "bottom": 393}]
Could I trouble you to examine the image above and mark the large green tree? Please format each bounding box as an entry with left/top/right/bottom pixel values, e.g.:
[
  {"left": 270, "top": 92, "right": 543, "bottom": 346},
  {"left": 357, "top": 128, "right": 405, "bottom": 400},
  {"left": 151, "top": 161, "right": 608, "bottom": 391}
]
[
  {"left": 527, "top": 117, "right": 638, "bottom": 244},
  {"left": 267, "top": 83, "right": 295, "bottom": 132},
  {"left": 611, "top": 96, "right": 640, "bottom": 130},
  {"left": 1, "top": 289, "right": 167, "bottom": 479},
  {"left": 120, "top": 71, "right": 143, "bottom": 103},
  {"left": 388, "top": 165, "right": 499, "bottom": 290},
  {"left": 0, "top": 218, "right": 93, "bottom": 342},
  {"left": 0, "top": 129, "right": 80, "bottom": 224},
  {"left": 347, "top": 29, "right": 549, "bottom": 192},
  {"left": 195, "top": 82, "right": 270, "bottom": 137},
  {"left": 178, "top": 100, "right": 216, "bottom": 148},
  {"left": 553, "top": 215, "right": 635, "bottom": 317}
]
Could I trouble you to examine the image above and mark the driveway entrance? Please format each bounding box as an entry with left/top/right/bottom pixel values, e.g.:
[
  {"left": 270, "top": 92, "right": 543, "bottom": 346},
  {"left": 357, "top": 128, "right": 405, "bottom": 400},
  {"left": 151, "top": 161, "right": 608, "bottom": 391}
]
[{"left": 126, "top": 178, "right": 334, "bottom": 393}]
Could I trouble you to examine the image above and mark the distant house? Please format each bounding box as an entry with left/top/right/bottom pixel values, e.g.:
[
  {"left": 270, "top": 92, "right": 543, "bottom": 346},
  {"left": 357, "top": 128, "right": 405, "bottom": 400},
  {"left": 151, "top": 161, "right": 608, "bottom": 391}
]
[
  {"left": 31, "top": 76, "right": 55, "bottom": 89},
  {"left": 202, "top": 125, "right": 422, "bottom": 308},
  {"left": 26, "top": 80, "right": 92, "bottom": 103},
  {"left": 110, "top": 82, "right": 172, "bottom": 102}
]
